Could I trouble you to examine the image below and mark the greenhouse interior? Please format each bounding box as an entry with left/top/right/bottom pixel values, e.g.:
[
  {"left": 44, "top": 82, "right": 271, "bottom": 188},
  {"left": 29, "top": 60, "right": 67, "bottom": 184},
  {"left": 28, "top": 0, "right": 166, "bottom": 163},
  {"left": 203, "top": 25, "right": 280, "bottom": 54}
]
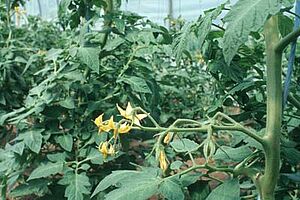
[{"left": 0, "top": 0, "right": 299, "bottom": 200}]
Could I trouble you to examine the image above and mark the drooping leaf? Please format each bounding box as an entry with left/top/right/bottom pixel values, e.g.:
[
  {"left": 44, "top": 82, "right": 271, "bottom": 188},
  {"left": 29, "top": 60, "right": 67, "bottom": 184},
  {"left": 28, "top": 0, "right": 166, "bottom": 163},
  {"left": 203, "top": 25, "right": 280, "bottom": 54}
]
[
  {"left": 196, "top": 4, "right": 223, "bottom": 47},
  {"left": 23, "top": 129, "right": 43, "bottom": 154},
  {"left": 214, "top": 146, "right": 252, "bottom": 162},
  {"left": 188, "top": 181, "right": 210, "bottom": 200},
  {"left": 58, "top": 171, "right": 91, "bottom": 200},
  {"left": 59, "top": 97, "right": 75, "bottom": 109},
  {"left": 56, "top": 134, "right": 73, "bottom": 152},
  {"left": 223, "top": 0, "right": 281, "bottom": 64},
  {"left": 92, "top": 168, "right": 160, "bottom": 198},
  {"left": 104, "top": 178, "right": 160, "bottom": 200},
  {"left": 104, "top": 37, "right": 125, "bottom": 51},
  {"left": 170, "top": 138, "right": 199, "bottom": 153},
  {"left": 77, "top": 47, "right": 100, "bottom": 73},
  {"left": 91, "top": 170, "right": 150, "bottom": 197},
  {"left": 173, "top": 5, "right": 223, "bottom": 65},
  {"left": 173, "top": 22, "right": 193, "bottom": 65},
  {"left": 159, "top": 179, "right": 185, "bottom": 200},
  {"left": 206, "top": 178, "right": 240, "bottom": 200},
  {"left": 28, "top": 162, "right": 64, "bottom": 180},
  {"left": 119, "top": 76, "right": 152, "bottom": 94},
  {"left": 10, "top": 179, "right": 50, "bottom": 198}
]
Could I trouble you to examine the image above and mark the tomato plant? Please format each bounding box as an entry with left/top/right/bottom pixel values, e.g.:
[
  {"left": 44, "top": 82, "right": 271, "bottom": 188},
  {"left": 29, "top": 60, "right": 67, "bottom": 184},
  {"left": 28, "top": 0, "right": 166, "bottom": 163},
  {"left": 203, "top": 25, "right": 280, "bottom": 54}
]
[{"left": 0, "top": 0, "right": 300, "bottom": 200}]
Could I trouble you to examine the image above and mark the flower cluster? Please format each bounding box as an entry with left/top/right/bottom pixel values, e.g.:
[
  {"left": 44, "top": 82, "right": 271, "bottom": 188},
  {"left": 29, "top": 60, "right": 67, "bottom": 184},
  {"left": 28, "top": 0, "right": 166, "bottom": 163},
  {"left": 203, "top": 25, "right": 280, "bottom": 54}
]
[
  {"left": 94, "top": 103, "right": 147, "bottom": 158},
  {"left": 159, "top": 150, "right": 169, "bottom": 172}
]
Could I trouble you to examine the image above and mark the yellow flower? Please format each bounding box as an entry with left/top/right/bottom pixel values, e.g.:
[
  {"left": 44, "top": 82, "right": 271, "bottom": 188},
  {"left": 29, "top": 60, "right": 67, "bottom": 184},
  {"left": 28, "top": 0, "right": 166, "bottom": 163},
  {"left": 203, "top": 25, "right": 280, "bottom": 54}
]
[
  {"left": 159, "top": 150, "right": 168, "bottom": 172},
  {"left": 98, "top": 142, "right": 109, "bottom": 158},
  {"left": 163, "top": 132, "right": 173, "bottom": 144},
  {"left": 116, "top": 102, "right": 147, "bottom": 126},
  {"left": 94, "top": 114, "right": 104, "bottom": 127},
  {"left": 108, "top": 145, "right": 115, "bottom": 156},
  {"left": 94, "top": 114, "right": 115, "bottom": 133},
  {"left": 14, "top": 6, "right": 20, "bottom": 13},
  {"left": 118, "top": 122, "right": 131, "bottom": 134}
]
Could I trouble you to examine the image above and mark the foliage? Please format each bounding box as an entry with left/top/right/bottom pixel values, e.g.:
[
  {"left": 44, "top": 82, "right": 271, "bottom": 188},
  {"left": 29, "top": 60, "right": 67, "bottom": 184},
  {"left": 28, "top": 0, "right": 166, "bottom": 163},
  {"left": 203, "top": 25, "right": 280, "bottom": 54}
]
[{"left": 0, "top": 0, "right": 299, "bottom": 200}]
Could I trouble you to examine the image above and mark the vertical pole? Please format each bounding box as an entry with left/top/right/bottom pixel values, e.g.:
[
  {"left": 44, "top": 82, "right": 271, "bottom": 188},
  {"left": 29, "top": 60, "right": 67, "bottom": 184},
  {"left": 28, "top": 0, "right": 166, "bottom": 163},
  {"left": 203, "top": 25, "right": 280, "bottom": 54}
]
[
  {"left": 37, "top": 0, "right": 42, "bottom": 17},
  {"left": 168, "top": 0, "right": 173, "bottom": 28}
]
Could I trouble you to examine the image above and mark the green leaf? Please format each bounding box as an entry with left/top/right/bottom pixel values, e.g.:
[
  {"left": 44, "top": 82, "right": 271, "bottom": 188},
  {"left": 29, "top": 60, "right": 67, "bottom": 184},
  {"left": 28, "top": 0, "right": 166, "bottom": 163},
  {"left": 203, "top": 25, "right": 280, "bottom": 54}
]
[
  {"left": 59, "top": 97, "right": 75, "bottom": 109},
  {"left": 11, "top": 142, "right": 25, "bottom": 155},
  {"left": 10, "top": 179, "right": 50, "bottom": 198},
  {"left": 45, "top": 48, "right": 63, "bottom": 61},
  {"left": 104, "top": 37, "right": 125, "bottom": 51},
  {"left": 47, "top": 152, "right": 67, "bottom": 162},
  {"left": 58, "top": 171, "right": 91, "bottom": 200},
  {"left": 105, "top": 179, "right": 160, "bottom": 200},
  {"left": 282, "top": 147, "right": 300, "bottom": 165},
  {"left": 159, "top": 179, "right": 184, "bottom": 200},
  {"left": 281, "top": 0, "right": 295, "bottom": 7},
  {"left": 92, "top": 168, "right": 160, "bottom": 198},
  {"left": 56, "top": 134, "right": 73, "bottom": 152},
  {"left": 28, "top": 162, "right": 64, "bottom": 180},
  {"left": 196, "top": 5, "right": 223, "bottom": 47},
  {"left": 178, "top": 172, "right": 202, "bottom": 187},
  {"left": 170, "top": 160, "right": 183, "bottom": 170},
  {"left": 206, "top": 178, "right": 240, "bottom": 200},
  {"left": 278, "top": 14, "right": 293, "bottom": 37},
  {"left": 173, "top": 22, "right": 193, "bottom": 64},
  {"left": 91, "top": 170, "right": 144, "bottom": 197},
  {"left": 58, "top": 0, "right": 71, "bottom": 17},
  {"left": 214, "top": 146, "right": 252, "bottom": 162},
  {"left": 223, "top": 0, "right": 281, "bottom": 64},
  {"left": 281, "top": 172, "right": 300, "bottom": 182},
  {"left": 77, "top": 47, "right": 100, "bottom": 73},
  {"left": 23, "top": 129, "right": 43, "bottom": 154},
  {"left": 170, "top": 138, "right": 199, "bottom": 153},
  {"left": 188, "top": 181, "right": 210, "bottom": 200},
  {"left": 86, "top": 148, "right": 103, "bottom": 165},
  {"left": 119, "top": 76, "right": 151, "bottom": 94}
]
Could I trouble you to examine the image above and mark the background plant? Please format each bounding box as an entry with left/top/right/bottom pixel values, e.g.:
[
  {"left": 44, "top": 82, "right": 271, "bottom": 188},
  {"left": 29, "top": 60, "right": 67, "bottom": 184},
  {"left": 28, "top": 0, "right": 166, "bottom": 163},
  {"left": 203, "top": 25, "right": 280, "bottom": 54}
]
[{"left": 0, "top": 0, "right": 299, "bottom": 200}]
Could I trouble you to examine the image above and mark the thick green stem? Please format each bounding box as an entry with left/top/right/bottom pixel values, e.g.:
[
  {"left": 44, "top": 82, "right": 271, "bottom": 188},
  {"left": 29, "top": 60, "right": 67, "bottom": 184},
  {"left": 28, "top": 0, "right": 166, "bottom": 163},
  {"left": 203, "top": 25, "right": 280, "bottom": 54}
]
[{"left": 260, "top": 16, "right": 282, "bottom": 200}]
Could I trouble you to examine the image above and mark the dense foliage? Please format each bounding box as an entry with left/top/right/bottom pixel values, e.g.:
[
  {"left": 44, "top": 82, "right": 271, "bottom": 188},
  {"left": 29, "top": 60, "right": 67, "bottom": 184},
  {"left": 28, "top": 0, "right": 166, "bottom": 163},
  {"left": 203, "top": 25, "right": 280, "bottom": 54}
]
[{"left": 0, "top": 0, "right": 299, "bottom": 200}]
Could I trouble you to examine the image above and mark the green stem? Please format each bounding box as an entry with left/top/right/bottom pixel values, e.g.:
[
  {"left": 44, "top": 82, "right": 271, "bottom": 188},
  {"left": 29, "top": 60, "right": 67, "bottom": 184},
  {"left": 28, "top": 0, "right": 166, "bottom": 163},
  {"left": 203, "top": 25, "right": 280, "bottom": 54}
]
[
  {"left": 288, "top": 93, "right": 300, "bottom": 110},
  {"left": 260, "top": 15, "right": 282, "bottom": 200},
  {"left": 133, "top": 120, "right": 264, "bottom": 145}
]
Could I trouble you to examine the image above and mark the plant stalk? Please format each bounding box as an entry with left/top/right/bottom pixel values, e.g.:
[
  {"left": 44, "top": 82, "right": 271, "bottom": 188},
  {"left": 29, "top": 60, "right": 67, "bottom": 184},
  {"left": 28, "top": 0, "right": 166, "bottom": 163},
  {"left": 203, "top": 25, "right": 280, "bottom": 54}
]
[{"left": 260, "top": 15, "right": 282, "bottom": 200}]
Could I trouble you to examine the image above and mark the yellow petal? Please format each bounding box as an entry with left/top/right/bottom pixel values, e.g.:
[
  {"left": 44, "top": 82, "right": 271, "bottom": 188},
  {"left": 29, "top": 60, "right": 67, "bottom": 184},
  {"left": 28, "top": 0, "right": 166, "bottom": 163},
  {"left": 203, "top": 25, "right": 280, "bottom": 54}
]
[
  {"left": 136, "top": 113, "right": 147, "bottom": 120},
  {"left": 99, "top": 142, "right": 108, "bottom": 158},
  {"left": 118, "top": 122, "right": 131, "bottom": 133},
  {"left": 116, "top": 104, "right": 126, "bottom": 117},
  {"left": 132, "top": 117, "right": 141, "bottom": 126},
  {"left": 163, "top": 132, "right": 172, "bottom": 144},
  {"left": 159, "top": 151, "right": 168, "bottom": 171},
  {"left": 125, "top": 102, "right": 133, "bottom": 116},
  {"left": 107, "top": 116, "right": 115, "bottom": 129},
  {"left": 94, "top": 114, "right": 103, "bottom": 127},
  {"left": 108, "top": 145, "right": 115, "bottom": 155}
]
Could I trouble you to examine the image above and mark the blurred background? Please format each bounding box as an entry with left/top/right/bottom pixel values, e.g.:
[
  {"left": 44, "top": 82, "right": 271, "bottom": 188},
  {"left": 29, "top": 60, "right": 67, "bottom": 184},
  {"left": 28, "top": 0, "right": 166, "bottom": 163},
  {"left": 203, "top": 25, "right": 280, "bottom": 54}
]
[{"left": 25, "top": 0, "right": 229, "bottom": 25}]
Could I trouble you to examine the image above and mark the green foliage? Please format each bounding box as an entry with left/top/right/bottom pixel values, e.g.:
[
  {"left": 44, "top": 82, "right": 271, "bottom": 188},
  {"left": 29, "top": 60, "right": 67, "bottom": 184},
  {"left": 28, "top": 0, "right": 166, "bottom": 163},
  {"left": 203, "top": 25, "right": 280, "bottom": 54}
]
[
  {"left": 206, "top": 179, "right": 240, "bottom": 200},
  {"left": 92, "top": 168, "right": 185, "bottom": 200},
  {"left": 0, "top": 0, "right": 299, "bottom": 199},
  {"left": 59, "top": 171, "right": 91, "bottom": 200},
  {"left": 223, "top": 0, "right": 283, "bottom": 64}
]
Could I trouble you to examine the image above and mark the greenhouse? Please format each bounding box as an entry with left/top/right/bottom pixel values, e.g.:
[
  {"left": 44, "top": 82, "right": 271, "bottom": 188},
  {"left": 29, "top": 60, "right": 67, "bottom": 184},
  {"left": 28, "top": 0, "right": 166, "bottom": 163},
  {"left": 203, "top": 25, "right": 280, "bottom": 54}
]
[{"left": 0, "top": 0, "right": 299, "bottom": 200}]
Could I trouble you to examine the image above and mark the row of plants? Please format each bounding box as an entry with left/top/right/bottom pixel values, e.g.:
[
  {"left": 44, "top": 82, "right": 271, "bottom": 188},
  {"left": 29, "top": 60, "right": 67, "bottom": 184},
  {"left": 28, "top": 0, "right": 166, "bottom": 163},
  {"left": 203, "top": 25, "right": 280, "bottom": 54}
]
[{"left": 0, "top": 0, "right": 299, "bottom": 200}]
